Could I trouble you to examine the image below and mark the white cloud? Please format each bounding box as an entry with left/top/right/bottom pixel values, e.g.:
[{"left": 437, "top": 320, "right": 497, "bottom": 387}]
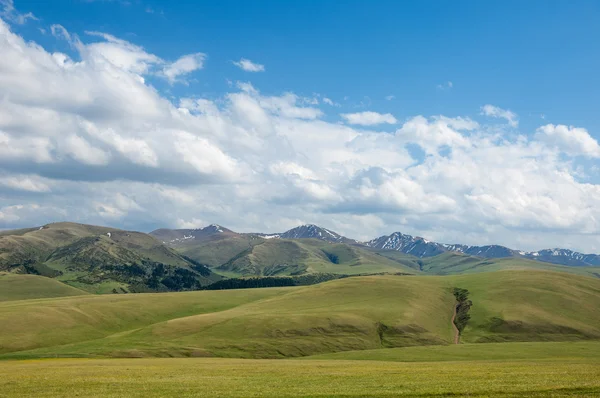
[
  {"left": 1, "top": 19, "right": 600, "bottom": 253},
  {"left": 163, "top": 52, "right": 206, "bottom": 84},
  {"left": 233, "top": 58, "right": 265, "bottom": 72},
  {"left": 385, "top": 95, "right": 395, "bottom": 101},
  {"left": 536, "top": 124, "right": 600, "bottom": 158},
  {"left": 341, "top": 111, "right": 397, "bottom": 126},
  {"left": 395, "top": 116, "right": 476, "bottom": 154},
  {"left": 481, "top": 104, "right": 519, "bottom": 127},
  {"left": 85, "top": 31, "right": 162, "bottom": 75},
  {"left": 322, "top": 97, "right": 340, "bottom": 107},
  {"left": 437, "top": 81, "right": 453, "bottom": 90}
]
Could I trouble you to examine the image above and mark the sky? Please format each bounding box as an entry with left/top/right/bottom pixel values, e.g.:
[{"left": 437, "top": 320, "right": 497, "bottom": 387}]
[{"left": 1, "top": 0, "right": 600, "bottom": 253}]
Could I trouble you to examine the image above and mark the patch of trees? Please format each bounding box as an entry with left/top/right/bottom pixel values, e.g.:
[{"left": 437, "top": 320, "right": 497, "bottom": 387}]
[
  {"left": 103, "top": 260, "right": 209, "bottom": 292},
  {"left": 205, "top": 276, "right": 296, "bottom": 290},
  {"left": 322, "top": 251, "right": 339, "bottom": 264},
  {"left": 204, "top": 273, "right": 347, "bottom": 291},
  {"left": 181, "top": 255, "right": 212, "bottom": 276},
  {"left": 453, "top": 287, "right": 473, "bottom": 334}
]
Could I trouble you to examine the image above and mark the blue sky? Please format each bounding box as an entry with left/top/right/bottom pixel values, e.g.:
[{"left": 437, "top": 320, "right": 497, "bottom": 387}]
[
  {"left": 1, "top": 0, "right": 600, "bottom": 252},
  {"left": 16, "top": 0, "right": 600, "bottom": 133}
]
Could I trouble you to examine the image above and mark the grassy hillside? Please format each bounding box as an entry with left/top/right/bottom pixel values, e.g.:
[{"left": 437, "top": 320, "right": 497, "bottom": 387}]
[
  {"left": 448, "top": 270, "right": 600, "bottom": 343},
  {"left": 0, "top": 287, "right": 289, "bottom": 355},
  {"left": 0, "top": 273, "right": 89, "bottom": 301},
  {"left": 2, "top": 270, "right": 599, "bottom": 360},
  {"left": 213, "top": 238, "right": 418, "bottom": 276},
  {"left": 0, "top": 222, "right": 221, "bottom": 293},
  {"left": 178, "top": 235, "right": 263, "bottom": 268},
  {"left": 0, "top": 275, "right": 453, "bottom": 358}
]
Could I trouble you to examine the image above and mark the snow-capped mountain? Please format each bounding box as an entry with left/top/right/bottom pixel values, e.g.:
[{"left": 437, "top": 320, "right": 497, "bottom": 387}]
[
  {"left": 365, "top": 232, "right": 600, "bottom": 266},
  {"left": 150, "top": 224, "right": 235, "bottom": 245},
  {"left": 366, "top": 232, "right": 445, "bottom": 257},
  {"left": 443, "top": 244, "right": 517, "bottom": 258},
  {"left": 523, "top": 249, "right": 600, "bottom": 266},
  {"left": 259, "top": 224, "right": 357, "bottom": 244}
]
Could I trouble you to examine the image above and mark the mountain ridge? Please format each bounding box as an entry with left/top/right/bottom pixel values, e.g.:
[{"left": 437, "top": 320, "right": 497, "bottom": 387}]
[{"left": 152, "top": 223, "right": 600, "bottom": 267}]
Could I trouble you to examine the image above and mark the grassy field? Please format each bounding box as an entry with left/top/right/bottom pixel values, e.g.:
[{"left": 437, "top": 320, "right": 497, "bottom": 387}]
[
  {"left": 2, "top": 270, "right": 599, "bottom": 360},
  {"left": 1, "top": 355, "right": 599, "bottom": 397}
]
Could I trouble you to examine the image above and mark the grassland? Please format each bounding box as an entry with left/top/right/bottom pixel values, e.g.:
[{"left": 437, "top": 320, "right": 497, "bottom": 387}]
[
  {"left": 1, "top": 354, "right": 599, "bottom": 397},
  {"left": 2, "top": 270, "right": 599, "bottom": 360}
]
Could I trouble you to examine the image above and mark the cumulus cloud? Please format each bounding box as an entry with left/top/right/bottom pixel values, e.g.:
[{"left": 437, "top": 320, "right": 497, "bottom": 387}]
[
  {"left": 341, "top": 111, "right": 397, "bottom": 126},
  {"left": 536, "top": 124, "right": 600, "bottom": 158},
  {"left": 1, "top": 18, "right": 600, "bottom": 253},
  {"left": 481, "top": 104, "right": 519, "bottom": 127},
  {"left": 233, "top": 58, "right": 265, "bottom": 72}
]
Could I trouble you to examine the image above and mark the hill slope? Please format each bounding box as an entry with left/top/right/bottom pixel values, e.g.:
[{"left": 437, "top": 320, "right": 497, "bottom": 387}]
[
  {"left": 0, "top": 273, "right": 89, "bottom": 302},
  {"left": 0, "top": 222, "right": 221, "bottom": 293},
  {"left": 215, "top": 238, "right": 418, "bottom": 276},
  {"left": 2, "top": 270, "right": 599, "bottom": 359}
]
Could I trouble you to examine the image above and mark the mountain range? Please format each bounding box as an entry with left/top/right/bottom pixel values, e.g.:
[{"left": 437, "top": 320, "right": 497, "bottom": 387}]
[
  {"left": 1, "top": 221, "right": 599, "bottom": 295},
  {"left": 152, "top": 223, "right": 600, "bottom": 267}
]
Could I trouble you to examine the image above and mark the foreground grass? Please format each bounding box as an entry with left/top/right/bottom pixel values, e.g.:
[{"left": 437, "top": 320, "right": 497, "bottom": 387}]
[{"left": 1, "top": 357, "right": 599, "bottom": 397}]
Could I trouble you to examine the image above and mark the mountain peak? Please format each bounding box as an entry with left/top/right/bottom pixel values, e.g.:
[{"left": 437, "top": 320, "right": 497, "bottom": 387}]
[{"left": 277, "top": 224, "right": 355, "bottom": 243}]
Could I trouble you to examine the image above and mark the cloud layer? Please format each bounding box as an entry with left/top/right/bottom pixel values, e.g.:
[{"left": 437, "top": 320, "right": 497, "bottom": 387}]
[{"left": 1, "top": 17, "right": 600, "bottom": 252}]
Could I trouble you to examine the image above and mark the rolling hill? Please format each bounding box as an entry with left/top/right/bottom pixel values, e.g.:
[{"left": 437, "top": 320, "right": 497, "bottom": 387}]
[
  {"left": 2, "top": 270, "right": 599, "bottom": 360},
  {"left": 0, "top": 222, "right": 221, "bottom": 293},
  {"left": 0, "top": 273, "right": 89, "bottom": 302}
]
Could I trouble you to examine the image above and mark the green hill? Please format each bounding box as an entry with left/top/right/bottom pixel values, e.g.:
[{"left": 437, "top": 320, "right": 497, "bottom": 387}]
[
  {"left": 0, "top": 223, "right": 221, "bottom": 293},
  {"left": 0, "top": 273, "right": 89, "bottom": 302},
  {"left": 2, "top": 270, "right": 599, "bottom": 360},
  {"left": 220, "top": 238, "right": 420, "bottom": 276}
]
